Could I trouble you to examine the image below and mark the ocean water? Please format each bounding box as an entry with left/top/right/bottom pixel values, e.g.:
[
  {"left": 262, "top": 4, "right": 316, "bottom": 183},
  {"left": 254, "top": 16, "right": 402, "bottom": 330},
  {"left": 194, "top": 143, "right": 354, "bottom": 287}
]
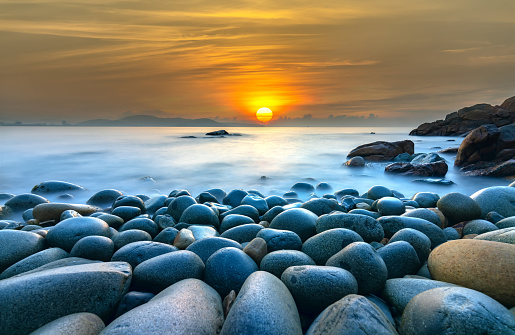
[{"left": 0, "top": 126, "right": 509, "bottom": 204}]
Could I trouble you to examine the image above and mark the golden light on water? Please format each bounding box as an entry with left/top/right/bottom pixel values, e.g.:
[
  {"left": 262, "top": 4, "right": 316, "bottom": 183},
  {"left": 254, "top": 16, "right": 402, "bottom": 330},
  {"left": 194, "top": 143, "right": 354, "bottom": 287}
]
[{"left": 256, "top": 107, "right": 273, "bottom": 122}]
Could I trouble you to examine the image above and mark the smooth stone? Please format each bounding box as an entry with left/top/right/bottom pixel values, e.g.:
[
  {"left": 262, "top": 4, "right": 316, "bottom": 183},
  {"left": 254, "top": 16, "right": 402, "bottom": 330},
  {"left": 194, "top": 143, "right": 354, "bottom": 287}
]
[
  {"left": 377, "top": 241, "right": 420, "bottom": 279},
  {"left": 133, "top": 250, "right": 205, "bottom": 293},
  {"left": 443, "top": 227, "right": 461, "bottom": 240},
  {"left": 344, "top": 156, "right": 366, "bottom": 167},
  {"left": 243, "top": 237, "right": 267, "bottom": 265},
  {"left": 220, "top": 205, "right": 260, "bottom": 223},
  {"left": 290, "top": 182, "right": 315, "bottom": 195},
  {"left": 281, "top": 265, "right": 358, "bottom": 314},
  {"left": 411, "top": 192, "right": 440, "bottom": 208},
  {"left": 5, "top": 193, "right": 50, "bottom": 212},
  {"left": 59, "top": 209, "right": 81, "bottom": 221},
  {"left": 300, "top": 198, "right": 344, "bottom": 216},
  {"left": 113, "top": 291, "right": 154, "bottom": 318},
  {"left": 220, "top": 271, "right": 302, "bottom": 335},
  {"left": 437, "top": 192, "right": 482, "bottom": 223},
  {"left": 349, "top": 208, "right": 380, "bottom": 218},
  {"left": 0, "top": 262, "right": 131, "bottom": 335},
  {"left": 315, "top": 182, "right": 334, "bottom": 194},
  {"left": 326, "top": 242, "right": 387, "bottom": 295},
  {"left": 202, "top": 188, "right": 226, "bottom": 203},
  {"left": 381, "top": 278, "right": 458, "bottom": 314},
  {"left": 302, "top": 228, "right": 364, "bottom": 265},
  {"left": 0, "top": 247, "right": 69, "bottom": 280},
  {"left": 86, "top": 189, "right": 123, "bottom": 208},
  {"left": 111, "top": 241, "right": 177, "bottom": 269},
  {"left": 154, "top": 214, "right": 175, "bottom": 230},
  {"left": 497, "top": 217, "right": 515, "bottom": 229},
  {"left": 428, "top": 239, "right": 515, "bottom": 307},
  {"left": 112, "top": 229, "right": 152, "bottom": 250},
  {"left": 173, "top": 228, "right": 196, "bottom": 249},
  {"left": 474, "top": 227, "right": 515, "bottom": 244},
  {"left": 220, "top": 214, "right": 255, "bottom": 233},
  {"left": 402, "top": 208, "right": 442, "bottom": 226},
  {"left": 240, "top": 194, "right": 269, "bottom": 215},
  {"left": 144, "top": 195, "right": 167, "bottom": 215},
  {"left": 265, "top": 195, "right": 289, "bottom": 208},
  {"left": 187, "top": 224, "right": 219, "bottom": 240},
  {"left": 256, "top": 228, "right": 302, "bottom": 252},
  {"left": 178, "top": 204, "right": 220, "bottom": 229},
  {"left": 261, "top": 206, "right": 285, "bottom": 223},
  {"left": 367, "top": 185, "right": 393, "bottom": 200},
  {"left": 220, "top": 223, "right": 264, "bottom": 243},
  {"left": 186, "top": 236, "right": 242, "bottom": 263},
  {"left": 112, "top": 195, "right": 146, "bottom": 213},
  {"left": 102, "top": 279, "right": 224, "bottom": 335},
  {"left": 389, "top": 228, "right": 431, "bottom": 263},
  {"left": 46, "top": 217, "right": 111, "bottom": 252},
  {"left": 471, "top": 186, "right": 515, "bottom": 218},
  {"left": 111, "top": 206, "right": 141, "bottom": 222},
  {"left": 205, "top": 247, "right": 258, "bottom": 297},
  {"left": 165, "top": 195, "right": 197, "bottom": 222},
  {"left": 400, "top": 287, "right": 515, "bottom": 335},
  {"left": 378, "top": 216, "right": 447, "bottom": 248},
  {"left": 70, "top": 236, "right": 115, "bottom": 262},
  {"left": 95, "top": 214, "right": 124, "bottom": 229},
  {"left": 223, "top": 189, "right": 248, "bottom": 208},
  {"left": 306, "top": 294, "right": 399, "bottom": 335},
  {"left": 486, "top": 211, "right": 505, "bottom": 224},
  {"left": 365, "top": 294, "right": 396, "bottom": 326},
  {"left": 168, "top": 189, "right": 191, "bottom": 198},
  {"left": 197, "top": 191, "right": 219, "bottom": 204},
  {"left": 28, "top": 312, "right": 105, "bottom": 335},
  {"left": 377, "top": 197, "right": 405, "bottom": 216},
  {"left": 22, "top": 208, "right": 34, "bottom": 221},
  {"left": 150, "top": 227, "right": 176, "bottom": 245},
  {"left": 9, "top": 257, "right": 101, "bottom": 278},
  {"left": 0, "top": 230, "right": 46, "bottom": 273},
  {"left": 316, "top": 213, "right": 384, "bottom": 243},
  {"left": 463, "top": 219, "right": 499, "bottom": 235},
  {"left": 118, "top": 218, "right": 159, "bottom": 238},
  {"left": 31, "top": 180, "right": 85, "bottom": 195},
  {"left": 269, "top": 208, "right": 318, "bottom": 242},
  {"left": 260, "top": 250, "right": 315, "bottom": 278}
]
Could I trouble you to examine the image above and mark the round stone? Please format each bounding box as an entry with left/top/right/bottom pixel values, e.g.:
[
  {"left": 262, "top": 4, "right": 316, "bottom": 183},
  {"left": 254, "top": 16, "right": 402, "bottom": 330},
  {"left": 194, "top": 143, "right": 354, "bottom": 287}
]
[
  {"left": 377, "top": 241, "right": 420, "bottom": 279},
  {"left": 243, "top": 237, "right": 267, "bottom": 265},
  {"left": 377, "top": 197, "right": 405, "bottom": 216},
  {"left": 256, "top": 228, "right": 302, "bottom": 252},
  {"left": 220, "top": 214, "right": 255, "bottom": 233},
  {"left": 437, "top": 192, "right": 482, "bottom": 223},
  {"left": 220, "top": 205, "right": 260, "bottom": 223},
  {"left": 260, "top": 250, "right": 315, "bottom": 278},
  {"left": 220, "top": 224, "right": 264, "bottom": 244},
  {"left": 166, "top": 195, "right": 197, "bottom": 222},
  {"left": 389, "top": 228, "right": 431, "bottom": 263},
  {"left": 111, "top": 206, "right": 141, "bottom": 222},
  {"left": 179, "top": 204, "right": 220, "bottom": 229},
  {"left": 111, "top": 241, "right": 177, "bottom": 269},
  {"left": 32, "top": 203, "right": 100, "bottom": 223},
  {"left": 112, "top": 195, "right": 146, "bottom": 213},
  {"left": 300, "top": 198, "right": 343, "bottom": 216},
  {"left": 261, "top": 206, "right": 285, "bottom": 223},
  {"left": 264, "top": 195, "right": 288, "bottom": 209},
  {"left": 113, "top": 291, "right": 155, "bottom": 318},
  {"left": 402, "top": 208, "right": 442, "bottom": 226},
  {"left": 463, "top": 219, "right": 499, "bottom": 235},
  {"left": 112, "top": 229, "right": 152, "bottom": 250},
  {"left": 471, "top": 186, "right": 515, "bottom": 218},
  {"left": 474, "top": 227, "right": 515, "bottom": 245},
  {"left": 241, "top": 194, "right": 269, "bottom": 216},
  {"left": 46, "top": 217, "right": 111, "bottom": 252},
  {"left": 290, "top": 182, "right": 316, "bottom": 195},
  {"left": 118, "top": 218, "right": 159, "bottom": 238},
  {"left": 316, "top": 213, "right": 384, "bottom": 243},
  {"left": 302, "top": 228, "right": 364, "bottom": 265},
  {"left": 70, "top": 235, "right": 115, "bottom": 262},
  {"left": 4, "top": 193, "right": 49, "bottom": 213},
  {"left": 153, "top": 227, "right": 179, "bottom": 245},
  {"left": 186, "top": 236, "right": 242, "bottom": 263},
  {"left": 95, "top": 214, "right": 124, "bottom": 229},
  {"left": 367, "top": 186, "right": 392, "bottom": 200},
  {"left": 269, "top": 208, "right": 318, "bottom": 242},
  {"left": 378, "top": 216, "right": 447, "bottom": 248},
  {"left": 411, "top": 192, "right": 440, "bottom": 208},
  {"left": 86, "top": 189, "right": 123, "bottom": 208},
  {"left": 497, "top": 217, "right": 515, "bottom": 229},
  {"left": 28, "top": 312, "right": 105, "bottom": 335},
  {"left": 443, "top": 227, "right": 460, "bottom": 240},
  {"left": 0, "top": 247, "right": 69, "bottom": 280}
]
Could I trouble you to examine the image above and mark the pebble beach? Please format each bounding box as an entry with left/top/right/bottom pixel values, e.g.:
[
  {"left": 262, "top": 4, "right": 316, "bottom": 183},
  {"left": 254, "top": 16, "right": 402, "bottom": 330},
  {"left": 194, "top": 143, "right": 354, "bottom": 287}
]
[{"left": 1, "top": 178, "right": 515, "bottom": 334}]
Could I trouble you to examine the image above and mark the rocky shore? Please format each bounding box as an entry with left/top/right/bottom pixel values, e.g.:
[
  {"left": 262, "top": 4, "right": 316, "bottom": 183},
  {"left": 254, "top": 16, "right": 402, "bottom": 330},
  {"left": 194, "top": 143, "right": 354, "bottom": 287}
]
[{"left": 1, "top": 180, "right": 515, "bottom": 334}]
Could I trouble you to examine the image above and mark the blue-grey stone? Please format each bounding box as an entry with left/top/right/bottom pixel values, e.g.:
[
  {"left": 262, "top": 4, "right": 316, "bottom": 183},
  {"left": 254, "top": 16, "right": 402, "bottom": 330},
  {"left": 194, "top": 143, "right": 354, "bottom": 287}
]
[
  {"left": 31, "top": 180, "right": 85, "bottom": 195},
  {"left": 111, "top": 206, "right": 141, "bottom": 222},
  {"left": 256, "top": 228, "right": 302, "bottom": 252},
  {"left": 70, "top": 236, "right": 115, "bottom": 262},
  {"left": 223, "top": 189, "right": 248, "bottom": 208},
  {"left": 168, "top": 189, "right": 191, "bottom": 198},
  {"left": 153, "top": 227, "right": 179, "bottom": 245},
  {"left": 400, "top": 287, "right": 515, "bottom": 335},
  {"left": 86, "top": 189, "right": 124, "bottom": 208},
  {"left": 241, "top": 194, "right": 268, "bottom": 215},
  {"left": 326, "top": 242, "right": 387, "bottom": 295},
  {"left": 144, "top": 195, "right": 167, "bottom": 215},
  {"left": 437, "top": 192, "right": 481, "bottom": 223},
  {"left": 261, "top": 206, "right": 285, "bottom": 223},
  {"left": 265, "top": 195, "right": 289, "bottom": 208},
  {"left": 165, "top": 195, "right": 197, "bottom": 222},
  {"left": 378, "top": 216, "right": 447, "bottom": 248},
  {"left": 348, "top": 208, "right": 381, "bottom": 219},
  {"left": 0, "top": 247, "right": 69, "bottom": 280},
  {"left": 59, "top": 209, "right": 81, "bottom": 221},
  {"left": 316, "top": 213, "right": 384, "bottom": 243},
  {"left": 220, "top": 271, "right": 302, "bottom": 335},
  {"left": 186, "top": 236, "right": 242, "bottom": 263},
  {"left": 335, "top": 188, "right": 360, "bottom": 198},
  {"left": 389, "top": 228, "right": 431, "bottom": 263},
  {"left": 443, "top": 227, "right": 460, "bottom": 240},
  {"left": 0, "top": 230, "right": 46, "bottom": 274},
  {"left": 412, "top": 192, "right": 440, "bottom": 208},
  {"left": 463, "top": 219, "right": 499, "bottom": 235},
  {"left": 220, "top": 205, "right": 260, "bottom": 223},
  {"left": 187, "top": 225, "right": 219, "bottom": 240},
  {"left": 118, "top": 217, "right": 159, "bottom": 238},
  {"left": 196, "top": 191, "right": 219, "bottom": 204},
  {"left": 281, "top": 265, "right": 358, "bottom": 314},
  {"left": 46, "top": 217, "right": 111, "bottom": 252},
  {"left": 402, "top": 208, "right": 441, "bottom": 226},
  {"left": 496, "top": 216, "right": 515, "bottom": 229},
  {"left": 220, "top": 214, "right": 255, "bottom": 233},
  {"left": 5, "top": 193, "right": 49, "bottom": 212},
  {"left": 220, "top": 224, "right": 264, "bottom": 243},
  {"left": 260, "top": 250, "right": 315, "bottom": 278},
  {"left": 112, "top": 195, "right": 146, "bottom": 213},
  {"left": 28, "top": 312, "right": 105, "bottom": 335},
  {"left": 290, "top": 182, "right": 315, "bottom": 195},
  {"left": 113, "top": 291, "right": 155, "bottom": 318},
  {"left": 365, "top": 294, "right": 396, "bottom": 327},
  {"left": 302, "top": 228, "right": 363, "bottom": 265},
  {"left": 95, "top": 214, "right": 124, "bottom": 229},
  {"left": 301, "top": 198, "right": 344, "bottom": 216},
  {"left": 377, "top": 241, "right": 420, "bottom": 279},
  {"left": 111, "top": 241, "right": 177, "bottom": 268},
  {"left": 377, "top": 197, "right": 405, "bottom": 216},
  {"left": 112, "top": 229, "right": 152, "bottom": 250},
  {"left": 179, "top": 204, "right": 220, "bottom": 229},
  {"left": 474, "top": 227, "right": 515, "bottom": 245},
  {"left": 269, "top": 208, "right": 318, "bottom": 242},
  {"left": 471, "top": 186, "right": 515, "bottom": 218},
  {"left": 367, "top": 186, "right": 393, "bottom": 200}
]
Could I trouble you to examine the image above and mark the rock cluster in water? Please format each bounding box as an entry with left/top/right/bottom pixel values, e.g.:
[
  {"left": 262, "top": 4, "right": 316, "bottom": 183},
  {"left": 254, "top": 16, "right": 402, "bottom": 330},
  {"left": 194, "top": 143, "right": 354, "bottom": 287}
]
[{"left": 1, "top": 180, "right": 515, "bottom": 334}]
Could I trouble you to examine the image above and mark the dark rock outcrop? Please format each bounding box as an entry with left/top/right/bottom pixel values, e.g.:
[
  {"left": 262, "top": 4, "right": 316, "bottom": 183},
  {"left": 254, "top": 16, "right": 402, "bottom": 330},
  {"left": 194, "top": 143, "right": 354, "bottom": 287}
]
[
  {"left": 385, "top": 161, "right": 448, "bottom": 177},
  {"left": 347, "top": 140, "right": 414, "bottom": 162},
  {"left": 410, "top": 96, "right": 515, "bottom": 136}
]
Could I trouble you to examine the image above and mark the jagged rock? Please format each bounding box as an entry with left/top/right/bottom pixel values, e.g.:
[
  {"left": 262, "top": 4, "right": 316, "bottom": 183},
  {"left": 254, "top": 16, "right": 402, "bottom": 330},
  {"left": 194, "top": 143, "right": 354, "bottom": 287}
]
[
  {"left": 347, "top": 140, "right": 414, "bottom": 162},
  {"left": 385, "top": 161, "right": 448, "bottom": 177},
  {"left": 455, "top": 124, "right": 500, "bottom": 166},
  {"left": 206, "top": 130, "right": 229, "bottom": 136}
]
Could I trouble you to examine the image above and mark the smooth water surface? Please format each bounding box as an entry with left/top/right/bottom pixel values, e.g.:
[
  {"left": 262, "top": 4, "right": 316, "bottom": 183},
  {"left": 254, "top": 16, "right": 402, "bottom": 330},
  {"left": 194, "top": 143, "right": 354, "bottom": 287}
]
[{"left": 0, "top": 126, "right": 509, "bottom": 203}]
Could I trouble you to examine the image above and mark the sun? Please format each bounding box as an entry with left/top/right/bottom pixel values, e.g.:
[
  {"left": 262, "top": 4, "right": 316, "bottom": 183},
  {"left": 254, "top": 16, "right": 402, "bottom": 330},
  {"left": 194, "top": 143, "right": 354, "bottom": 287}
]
[{"left": 256, "top": 107, "right": 273, "bottom": 123}]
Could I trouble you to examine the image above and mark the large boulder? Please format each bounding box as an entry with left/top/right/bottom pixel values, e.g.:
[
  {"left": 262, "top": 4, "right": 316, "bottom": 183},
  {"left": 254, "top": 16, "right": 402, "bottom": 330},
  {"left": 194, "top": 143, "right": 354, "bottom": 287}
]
[
  {"left": 384, "top": 161, "right": 448, "bottom": 177},
  {"left": 347, "top": 140, "right": 414, "bottom": 162},
  {"left": 471, "top": 186, "right": 515, "bottom": 218},
  {"left": 46, "top": 217, "right": 111, "bottom": 252},
  {"left": 0, "top": 230, "right": 46, "bottom": 274},
  {"left": 455, "top": 124, "right": 500, "bottom": 166},
  {"left": 28, "top": 312, "right": 105, "bottom": 335}
]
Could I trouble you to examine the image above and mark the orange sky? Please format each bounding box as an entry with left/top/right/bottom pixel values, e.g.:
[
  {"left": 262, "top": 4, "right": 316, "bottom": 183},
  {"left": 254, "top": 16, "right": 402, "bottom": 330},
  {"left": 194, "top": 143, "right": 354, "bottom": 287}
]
[{"left": 1, "top": 0, "right": 514, "bottom": 124}]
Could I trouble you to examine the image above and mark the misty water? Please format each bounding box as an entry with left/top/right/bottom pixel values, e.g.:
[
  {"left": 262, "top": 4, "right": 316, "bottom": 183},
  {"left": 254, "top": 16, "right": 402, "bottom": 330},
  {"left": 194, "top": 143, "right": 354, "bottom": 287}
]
[{"left": 0, "top": 126, "right": 509, "bottom": 205}]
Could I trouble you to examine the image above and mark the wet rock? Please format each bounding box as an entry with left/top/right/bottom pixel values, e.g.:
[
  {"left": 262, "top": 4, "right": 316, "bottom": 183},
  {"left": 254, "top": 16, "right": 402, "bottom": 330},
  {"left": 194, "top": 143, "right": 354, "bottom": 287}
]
[
  {"left": 111, "top": 241, "right": 177, "bottom": 269},
  {"left": 111, "top": 206, "right": 141, "bottom": 222},
  {"left": 316, "top": 213, "right": 384, "bottom": 243},
  {"left": 187, "top": 225, "right": 218, "bottom": 240},
  {"left": 144, "top": 195, "right": 167, "bottom": 215},
  {"left": 326, "top": 242, "right": 388, "bottom": 295},
  {"left": 29, "top": 312, "right": 105, "bottom": 335},
  {"left": 367, "top": 185, "right": 393, "bottom": 200},
  {"left": 343, "top": 156, "right": 366, "bottom": 167},
  {"left": 290, "top": 182, "right": 315, "bottom": 195},
  {"left": 165, "top": 195, "right": 197, "bottom": 222},
  {"left": 437, "top": 192, "right": 481, "bottom": 223},
  {"left": 347, "top": 140, "right": 414, "bottom": 162},
  {"left": 412, "top": 178, "right": 455, "bottom": 185},
  {"left": 222, "top": 189, "right": 248, "bottom": 208},
  {"left": 471, "top": 186, "right": 515, "bottom": 218},
  {"left": 264, "top": 195, "right": 288, "bottom": 208},
  {"left": 389, "top": 228, "right": 431, "bottom": 263},
  {"left": 0, "top": 230, "right": 46, "bottom": 274},
  {"left": 241, "top": 194, "right": 268, "bottom": 215},
  {"left": 497, "top": 216, "right": 515, "bottom": 229},
  {"left": 0, "top": 262, "right": 131, "bottom": 335},
  {"left": 302, "top": 228, "right": 363, "bottom": 265},
  {"left": 378, "top": 216, "right": 447, "bottom": 248},
  {"left": 377, "top": 241, "right": 420, "bottom": 279},
  {"left": 32, "top": 203, "right": 100, "bottom": 223},
  {"left": 221, "top": 223, "right": 264, "bottom": 243},
  {"left": 186, "top": 236, "right": 242, "bottom": 263},
  {"left": 260, "top": 250, "right": 315, "bottom": 278},
  {"left": 112, "top": 229, "right": 152, "bottom": 250},
  {"left": 300, "top": 198, "right": 344, "bottom": 216},
  {"left": 256, "top": 228, "right": 302, "bottom": 252},
  {"left": 86, "top": 189, "right": 123, "bottom": 208},
  {"left": 385, "top": 161, "right": 448, "bottom": 177},
  {"left": 243, "top": 237, "right": 267, "bottom": 265},
  {"left": 206, "top": 129, "right": 229, "bottom": 135},
  {"left": 220, "top": 205, "right": 260, "bottom": 223},
  {"left": 428, "top": 239, "right": 515, "bottom": 306},
  {"left": 412, "top": 192, "right": 440, "bottom": 208},
  {"left": 220, "top": 214, "right": 255, "bottom": 233},
  {"left": 152, "top": 227, "right": 178, "bottom": 245},
  {"left": 463, "top": 219, "right": 499, "bottom": 235},
  {"left": 443, "top": 227, "right": 461, "bottom": 240},
  {"left": 113, "top": 291, "right": 154, "bottom": 318},
  {"left": 178, "top": 204, "right": 220, "bottom": 229},
  {"left": 118, "top": 218, "right": 159, "bottom": 238},
  {"left": 102, "top": 279, "right": 224, "bottom": 335},
  {"left": 306, "top": 294, "right": 398, "bottom": 335},
  {"left": 31, "top": 180, "right": 86, "bottom": 195},
  {"left": 46, "top": 217, "right": 111, "bottom": 252},
  {"left": 402, "top": 208, "right": 442, "bottom": 227},
  {"left": 221, "top": 271, "right": 302, "bottom": 335},
  {"left": 95, "top": 214, "right": 124, "bottom": 229},
  {"left": 281, "top": 265, "right": 358, "bottom": 314},
  {"left": 455, "top": 124, "right": 500, "bottom": 166},
  {"left": 173, "top": 228, "right": 196, "bottom": 249},
  {"left": 0, "top": 247, "right": 68, "bottom": 280},
  {"left": 400, "top": 287, "right": 515, "bottom": 335},
  {"left": 377, "top": 197, "right": 405, "bottom": 216},
  {"left": 269, "top": 208, "right": 317, "bottom": 242},
  {"left": 315, "top": 182, "right": 334, "bottom": 194},
  {"left": 196, "top": 191, "right": 219, "bottom": 204},
  {"left": 60, "top": 209, "right": 81, "bottom": 221},
  {"left": 70, "top": 236, "right": 114, "bottom": 262},
  {"left": 112, "top": 195, "right": 146, "bottom": 213},
  {"left": 5, "top": 193, "right": 50, "bottom": 213}
]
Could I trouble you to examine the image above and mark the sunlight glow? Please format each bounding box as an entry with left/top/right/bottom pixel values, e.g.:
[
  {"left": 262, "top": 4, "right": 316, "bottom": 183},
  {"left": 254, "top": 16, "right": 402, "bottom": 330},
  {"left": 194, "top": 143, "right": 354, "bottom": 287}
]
[{"left": 256, "top": 107, "right": 273, "bottom": 122}]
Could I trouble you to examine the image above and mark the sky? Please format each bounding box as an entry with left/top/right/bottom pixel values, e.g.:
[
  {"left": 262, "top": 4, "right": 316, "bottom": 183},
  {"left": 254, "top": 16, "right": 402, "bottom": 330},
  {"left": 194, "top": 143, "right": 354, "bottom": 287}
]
[{"left": 1, "top": 0, "right": 515, "bottom": 125}]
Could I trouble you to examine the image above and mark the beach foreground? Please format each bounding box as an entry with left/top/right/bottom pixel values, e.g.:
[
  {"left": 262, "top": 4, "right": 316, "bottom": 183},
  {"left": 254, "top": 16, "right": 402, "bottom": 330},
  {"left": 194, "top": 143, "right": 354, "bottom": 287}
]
[{"left": 1, "top": 180, "right": 515, "bottom": 334}]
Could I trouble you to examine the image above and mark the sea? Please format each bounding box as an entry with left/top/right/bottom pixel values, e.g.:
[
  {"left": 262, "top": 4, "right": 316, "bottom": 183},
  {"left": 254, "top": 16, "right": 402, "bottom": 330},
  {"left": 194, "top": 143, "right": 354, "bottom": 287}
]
[{"left": 0, "top": 126, "right": 509, "bottom": 205}]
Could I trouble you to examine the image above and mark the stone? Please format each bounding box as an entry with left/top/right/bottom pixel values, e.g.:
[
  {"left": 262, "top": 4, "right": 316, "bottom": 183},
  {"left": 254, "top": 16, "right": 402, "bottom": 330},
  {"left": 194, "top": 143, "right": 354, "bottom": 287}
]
[
  {"left": 412, "top": 192, "right": 440, "bottom": 208},
  {"left": 497, "top": 217, "right": 515, "bottom": 229},
  {"left": 377, "top": 197, "right": 405, "bottom": 216},
  {"left": 243, "top": 237, "right": 267, "bottom": 265},
  {"left": 471, "top": 186, "right": 515, "bottom": 218},
  {"left": 187, "top": 225, "right": 219, "bottom": 240},
  {"left": 302, "top": 228, "right": 364, "bottom": 265},
  {"left": 222, "top": 189, "right": 248, "bottom": 208},
  {"left": 118, "top": 218, "right": 159, "bottom": 238},
  {"left": 260, "top": 250, "right": 316, "bottom": 278},
  {"left": 29, "top": 313, "right": 104, "bottom": 335},
  {"left": 306, "top": 294, "right": 399, "bottom": 335},
  {"left": 367, "top": 185, "right": 393, "bottom": 200},
  {"left": 112, "top": 195, "right": 145, "bottom": 213},
  {"left": 400, "top": 287, "right": 515, "bottom": 335},
  {"left": 463, "top": 219, "right": 499, "bottom": 235},
  {"left": 300, "top": 198, "right": 344, "bottom": 216},
  {"left": 437, "top": 192, "right": 482, "bottom": 223},
  {"left": 290, "top": 182, "right": 316, "bottom": 195},
  {"left": 31, "top": 203, "right": 100, "bottom": 223},
  {"left": 0, "top": 262, "right": 131, "bottom": 335},
  {"left": 412, "top": 178, "right": 455, "bottom": 185},
  {"left": 220, "top": 205, "right": 260, "bottom": 223},
  {"left": 240, "top": 194, "right": 268, "bottom": 215},
  {"left": 102, "top": 279, "right": 224, "bottom": 335},
  {"left": 402, "top": 208, "right": 442, "bottom": 227},
  {"left": 378, "top": 216, "right": 447, "bottom": 248},
  {"left": 166, "top": 195, "right": 197, "bottom": 222},
  {"left": 335, "top": 189, "right": 360, "bottom": 198},
  {"left": 86, "top": 189, "right": 124, "bottom": 208},
  {"left": 377, "top": 241, "right": 420, "bottom": 279},
  {"left": 206, "top": 129, "right": 229, "bottom": 135},
  {"left": 4, "top": 193, "right": 50, "bottom": 212},
  {"left": 112, "top": 229, "right": 152, "bottom": 250},
  {"left": 443, "top": 227, "right": 461, "bottom": 240},
  {"left": 173, "top": 228, "right": 196, "bottom": 249},
  {"left": 70, "top": 236, "right": 115, "bottom": 262},
  {"left": 264, "top": 195, "right": 288, "bottom": 208},
  {"left": 381, "top": 278, "right": 459, "bottom": 314},
  {"left": 31, "top": 180, "right": 86, "bottom": 195},
  {"left": 197, "top": 191, "right": 219, "bottom": 204},
  {"left": 220, "top": 271, "right": 302, "bottom": 335},
  {"left": 60, "top": 209, "right": 81, "bottom": 221},
  {"left": 389, "top": 228, "right": 431, "bottom": 263},
  {"left": 475, "top": 227, "right": 515, "bottom": 245},
  {"left": 326, "top": 242, "right": 388, "bottom": 295},
  {"left": 152, "top": 227, "right": 179, "bottom": 244},
  {"left": 344, "top": 156, "right": 366, "bottom": 167},
  {"left": 255, "top": 228, "right": 302, "bottom": 252},
  {"left": 46, "top": 217, "right": 111, "bottom": 252},
  {"left": 269, "top": 208, "right": 318, "bottom": 242},
  {"left": 132, "top": 250, "right": 205, "bottom": 293},
  {"left": 428, "top": 239, "right": 515, "bottom": 306},
  {"left": 111, "top": 241, "right": 177, "bottom": 269},
  {"left": 95, "top": 214, "right": 124, "bottom": 229},
  {"left": 205, "top": 247, "right": 258, "bottom": 297},
  {"left": 113, "top": 291, "right": 154, "bottom": 318},
  {"left": 316, "top": 213, "right": 384, "bottom": 243},
  {"left": 223, "top": 290, "right": 236, "bottom": 318},
  {"left": 315, "top": 182, "right": 334, "bottom": 194},
  {"left": 385, "top": 161, "right": 448, "bottom": 177},
  {"left": 347, "top": 140, "right": 414, "bottom": 162},
  {"left": 220, "top": 214, "right": 255, "bottom": 233},
  {"left": 221, "top": 223, "right": 264, "bottom": 243},
  {"left": 0, "top": 247, "right": 69, "bottom": 280},
  {"left": 455, "top": 124, "right": 501, "bottom": 166},
  {"left": 186, "top": 236, "right": 242, "bottom": 263},
  {"left": 178, "top": 203, "right": 220, "bottom": 229},
  {"left": 281, "top": 265, "right": 358, "bottom": 314},
  {"left": 168, "top": 189, "right": 191, "bottom": 198},
  {"left": 364, "top": 294, "right": 396, "bottom": 327},
  {"left": 111, "top": 206, "right": 141, "bottom": 222},
  {"left": 0, "top": 230, "right": 46, "bottom": 273},
  {"left": 411, "top": 152, "right": 445, "bottom": 164}
]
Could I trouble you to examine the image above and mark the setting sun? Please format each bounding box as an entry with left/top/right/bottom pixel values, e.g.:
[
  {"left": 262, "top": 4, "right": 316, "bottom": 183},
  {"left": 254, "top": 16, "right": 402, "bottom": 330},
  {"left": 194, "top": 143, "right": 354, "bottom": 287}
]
[{"left": 256, "top": 107, "right": 273, "bottom": 123}]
